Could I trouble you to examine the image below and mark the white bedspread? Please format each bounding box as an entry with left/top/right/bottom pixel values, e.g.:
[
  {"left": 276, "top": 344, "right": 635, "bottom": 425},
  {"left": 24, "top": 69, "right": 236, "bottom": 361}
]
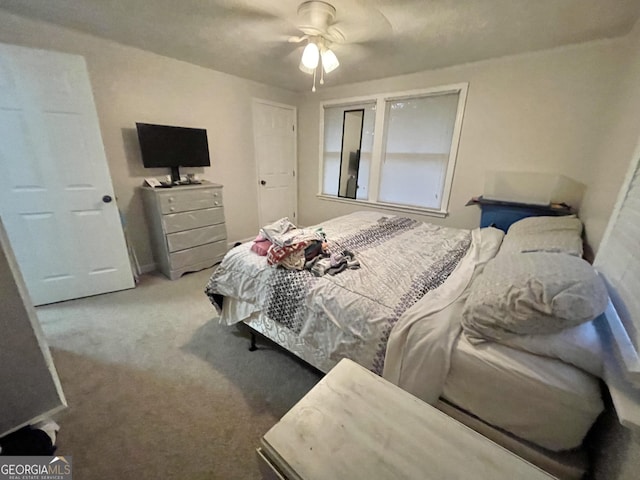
[
  {"left": 383, "top": 227, "right": 504, "bottom": 401},
  {"left": 206, "top": 211, "right": 474, "bottom": 373}
]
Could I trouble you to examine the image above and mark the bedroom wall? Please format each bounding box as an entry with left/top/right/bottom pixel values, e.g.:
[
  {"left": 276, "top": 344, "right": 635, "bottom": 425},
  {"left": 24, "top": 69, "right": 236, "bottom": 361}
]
[
  {"left": 580, "top": 19, "right": 640, "bottom": 253},
  {"left": 0, "top": 10, "right": 300, "bottom": 271},
  {"left": 296, "top": 37, "right": 628, "bottom": 240}
]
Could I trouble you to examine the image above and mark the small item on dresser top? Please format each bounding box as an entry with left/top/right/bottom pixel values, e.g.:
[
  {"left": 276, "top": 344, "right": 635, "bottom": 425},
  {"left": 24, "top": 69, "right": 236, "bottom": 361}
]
[
  {"left": 186, "top": 173, "right": 202, "bottom": 184},
  {"left": 144, "top": 177, "right": 162, "bottom": 188}
]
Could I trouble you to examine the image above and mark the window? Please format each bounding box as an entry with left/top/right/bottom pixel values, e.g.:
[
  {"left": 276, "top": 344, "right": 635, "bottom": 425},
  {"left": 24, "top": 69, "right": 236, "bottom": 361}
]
[
  {"left": 322, "top": 102, "right": 376, "bottom": 200},
  {"left": 319, "top": 84, "right": 468, "bottom": 215}
]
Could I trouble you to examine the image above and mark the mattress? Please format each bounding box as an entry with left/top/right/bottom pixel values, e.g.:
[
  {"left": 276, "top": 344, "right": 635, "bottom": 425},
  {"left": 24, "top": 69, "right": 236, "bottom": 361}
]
[{"left": 441, "top": 332, "right": 604, "bottom": 451}]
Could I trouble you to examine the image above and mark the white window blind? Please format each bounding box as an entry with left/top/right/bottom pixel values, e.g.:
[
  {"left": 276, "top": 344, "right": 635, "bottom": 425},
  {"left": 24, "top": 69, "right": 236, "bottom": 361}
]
[
  {"left": 379, "top": 93, "right": 459, "bottom": 209},
  {"left": 595, "top": 152, "right": 640, "bottom": 382}
]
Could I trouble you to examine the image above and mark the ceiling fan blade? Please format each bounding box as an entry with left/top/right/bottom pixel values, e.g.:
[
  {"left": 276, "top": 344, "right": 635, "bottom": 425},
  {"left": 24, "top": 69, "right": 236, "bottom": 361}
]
[
  {"left": 329, "top": 14, "right": 392, "bottom": 44},
  {"left": 199, "top": 2, "right": 305, "bottom": 45},
  {"left": 287, "top": 35, "right": 309, "bottom": 43}
]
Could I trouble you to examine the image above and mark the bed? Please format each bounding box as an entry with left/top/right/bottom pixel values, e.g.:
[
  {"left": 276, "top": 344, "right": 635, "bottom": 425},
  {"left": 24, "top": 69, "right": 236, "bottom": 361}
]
[{"left": 205, "top": 211, "right": 607, "bottom": 479}]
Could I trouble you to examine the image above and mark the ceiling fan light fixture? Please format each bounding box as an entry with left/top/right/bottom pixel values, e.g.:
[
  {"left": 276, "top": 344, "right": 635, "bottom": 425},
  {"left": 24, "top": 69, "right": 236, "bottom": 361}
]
[
  {"left": 298, "top": 59, "right": 316, "bottom": 74},
  {"left": 321, "top": 47, "right": 339, "bottom": 74},
  {"left": 300, "top": 41, "right": 320, "bottom": 69},
  {"left": 293, "top": 2, "right": 342, "bottom": 91}
]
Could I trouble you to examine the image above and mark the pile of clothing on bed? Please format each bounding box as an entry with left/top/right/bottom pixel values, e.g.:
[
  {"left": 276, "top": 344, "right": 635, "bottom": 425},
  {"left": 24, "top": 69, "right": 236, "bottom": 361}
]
[{"left": 250, "top": 217, "right": 360, "bottom": 276}]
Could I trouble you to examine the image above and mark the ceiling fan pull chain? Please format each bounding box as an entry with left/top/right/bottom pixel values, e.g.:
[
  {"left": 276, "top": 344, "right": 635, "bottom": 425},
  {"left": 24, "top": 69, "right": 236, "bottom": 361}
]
[
  {"left": 312, "top": 67, "right": 317, "bottom": 92},
  {"left": 320, "top": 57, "right": 325, "bottom": 85}
]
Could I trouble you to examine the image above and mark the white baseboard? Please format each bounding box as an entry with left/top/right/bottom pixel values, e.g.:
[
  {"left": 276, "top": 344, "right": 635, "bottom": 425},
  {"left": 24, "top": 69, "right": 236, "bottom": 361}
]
[{"left": 139, "top": 263, "right": 156, "bottom": 274}]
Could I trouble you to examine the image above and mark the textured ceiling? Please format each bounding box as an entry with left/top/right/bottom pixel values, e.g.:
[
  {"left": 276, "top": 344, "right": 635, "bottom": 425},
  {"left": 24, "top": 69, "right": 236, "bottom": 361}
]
[{"left": 1, "top": 0, "right": 639, "bottom": 92}]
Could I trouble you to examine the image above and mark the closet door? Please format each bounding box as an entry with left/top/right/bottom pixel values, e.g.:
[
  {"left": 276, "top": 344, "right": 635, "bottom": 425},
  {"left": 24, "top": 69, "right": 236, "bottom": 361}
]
[{"left": 0, "top": 218, "right": 66, "bottom": 437}]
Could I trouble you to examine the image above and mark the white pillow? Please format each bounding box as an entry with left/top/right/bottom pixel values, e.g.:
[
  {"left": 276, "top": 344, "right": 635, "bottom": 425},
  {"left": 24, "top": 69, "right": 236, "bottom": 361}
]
[
  {"left": 495, "top": 320, "right": 603, "bottom": 377},
  {"left": 500, "top": 231, "right": 583, "bottom": 257},
  {"left": 501, "top": 215, "right": 583, "bottom": 256},
  {"left": 462, "top": 252, "right": 608, "bottom": 344},
  {"left": 507, "top": 215, "right": 582, "bottom": 236}
]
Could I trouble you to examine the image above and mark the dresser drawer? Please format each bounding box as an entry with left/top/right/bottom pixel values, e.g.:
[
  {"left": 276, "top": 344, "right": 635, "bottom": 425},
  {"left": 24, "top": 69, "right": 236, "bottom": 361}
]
[
  {"left": 158, "top": 188, "right": 223, "bottom": 214},
  {"left": 163, "top": 207, "right": 225, "bottom": 234},
  {"left": 166, "top": 224, "right": 227, "bottom": 252},
  {"left": 169, "top": 241, "right": 227, "bottom": 270}
]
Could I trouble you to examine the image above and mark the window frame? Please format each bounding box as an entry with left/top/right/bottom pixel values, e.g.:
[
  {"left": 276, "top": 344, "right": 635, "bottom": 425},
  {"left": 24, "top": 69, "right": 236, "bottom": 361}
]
[{"left": 318, "top": 83, "right": 469, "bottom": 217}]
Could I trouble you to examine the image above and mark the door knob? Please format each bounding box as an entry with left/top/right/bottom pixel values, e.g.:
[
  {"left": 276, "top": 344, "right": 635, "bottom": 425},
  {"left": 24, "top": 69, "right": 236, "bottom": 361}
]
[
  {"left": 260, "top": 180, "right": 266, "bottom": 185},
  {"left": 102, "top": 195, "right": 113, "bottom": 203}
]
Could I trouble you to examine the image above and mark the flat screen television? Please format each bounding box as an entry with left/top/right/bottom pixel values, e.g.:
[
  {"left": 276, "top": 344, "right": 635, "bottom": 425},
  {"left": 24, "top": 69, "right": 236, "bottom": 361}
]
[{"left": 136, "top": 122, "right": 210, "bottom": 183}]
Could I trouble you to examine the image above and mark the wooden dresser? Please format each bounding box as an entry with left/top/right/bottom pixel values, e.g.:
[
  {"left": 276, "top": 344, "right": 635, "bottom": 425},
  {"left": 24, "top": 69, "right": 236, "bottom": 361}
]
[{"left": 141, "top": 182, "right": 227, "bottom": 280}]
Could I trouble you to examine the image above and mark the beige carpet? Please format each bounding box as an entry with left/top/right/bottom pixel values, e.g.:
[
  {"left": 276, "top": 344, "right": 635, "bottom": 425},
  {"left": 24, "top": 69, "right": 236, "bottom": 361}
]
[{"left": 36, "top": 268, "right": 321, "bottom": 479}]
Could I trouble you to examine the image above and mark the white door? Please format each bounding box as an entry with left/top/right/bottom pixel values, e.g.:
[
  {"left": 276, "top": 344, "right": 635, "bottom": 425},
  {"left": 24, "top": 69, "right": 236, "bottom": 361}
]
[
  {"left": 0, "top": 43, "right": 134, "bottom": 305},
  {"left": 252, "top": 99, "right": 297, "bottom": 226}
]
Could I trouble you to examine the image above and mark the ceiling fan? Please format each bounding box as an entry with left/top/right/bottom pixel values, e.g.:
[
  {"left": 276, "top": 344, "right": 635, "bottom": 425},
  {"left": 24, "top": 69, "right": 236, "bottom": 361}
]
[
  {"left": 288, "top": 1, "right": 346, "bottom": 91},
  {"left": 289, "top": 0, "right": 378, "bottom": 92},
  {"left": 234, "top": 0, "right": 393, "bottom": 91}
]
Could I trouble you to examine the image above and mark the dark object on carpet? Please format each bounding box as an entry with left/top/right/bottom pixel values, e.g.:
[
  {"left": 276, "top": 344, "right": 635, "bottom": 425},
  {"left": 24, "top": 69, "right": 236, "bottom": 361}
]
[{"left": 0, "top": 426, "right": 56, "bottom": 456}]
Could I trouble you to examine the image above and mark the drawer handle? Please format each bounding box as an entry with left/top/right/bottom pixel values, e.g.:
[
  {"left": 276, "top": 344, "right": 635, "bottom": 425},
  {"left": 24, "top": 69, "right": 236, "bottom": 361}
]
[
  {"left": 170, "top": 207, "right": 175, "bottom": 212},
  {"left": 168, "top": 197, "right": 174, "bottom": 202},
  {"left": 213, "top": 192, "right": 218, "bottom": 197},
  {"left": 214, "top": 201, "right": 220, "bottom": 206}
]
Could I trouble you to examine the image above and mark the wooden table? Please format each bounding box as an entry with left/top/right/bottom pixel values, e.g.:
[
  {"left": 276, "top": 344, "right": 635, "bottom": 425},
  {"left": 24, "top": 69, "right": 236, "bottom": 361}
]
[{"left": 258, "top": 358, "right": 556, "bottom": 480}]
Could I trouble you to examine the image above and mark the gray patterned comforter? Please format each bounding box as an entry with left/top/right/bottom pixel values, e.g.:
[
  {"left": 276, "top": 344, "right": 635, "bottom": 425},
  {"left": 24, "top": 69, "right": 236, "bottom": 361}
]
[{"left": 205, "top": 211, "right": 471, "bottom": 373}]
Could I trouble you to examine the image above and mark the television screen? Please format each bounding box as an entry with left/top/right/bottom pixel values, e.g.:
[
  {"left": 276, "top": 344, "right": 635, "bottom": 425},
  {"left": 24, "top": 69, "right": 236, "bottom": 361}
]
[{"left": 136, "top": 123, "right": 211, "bottom": 169}]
